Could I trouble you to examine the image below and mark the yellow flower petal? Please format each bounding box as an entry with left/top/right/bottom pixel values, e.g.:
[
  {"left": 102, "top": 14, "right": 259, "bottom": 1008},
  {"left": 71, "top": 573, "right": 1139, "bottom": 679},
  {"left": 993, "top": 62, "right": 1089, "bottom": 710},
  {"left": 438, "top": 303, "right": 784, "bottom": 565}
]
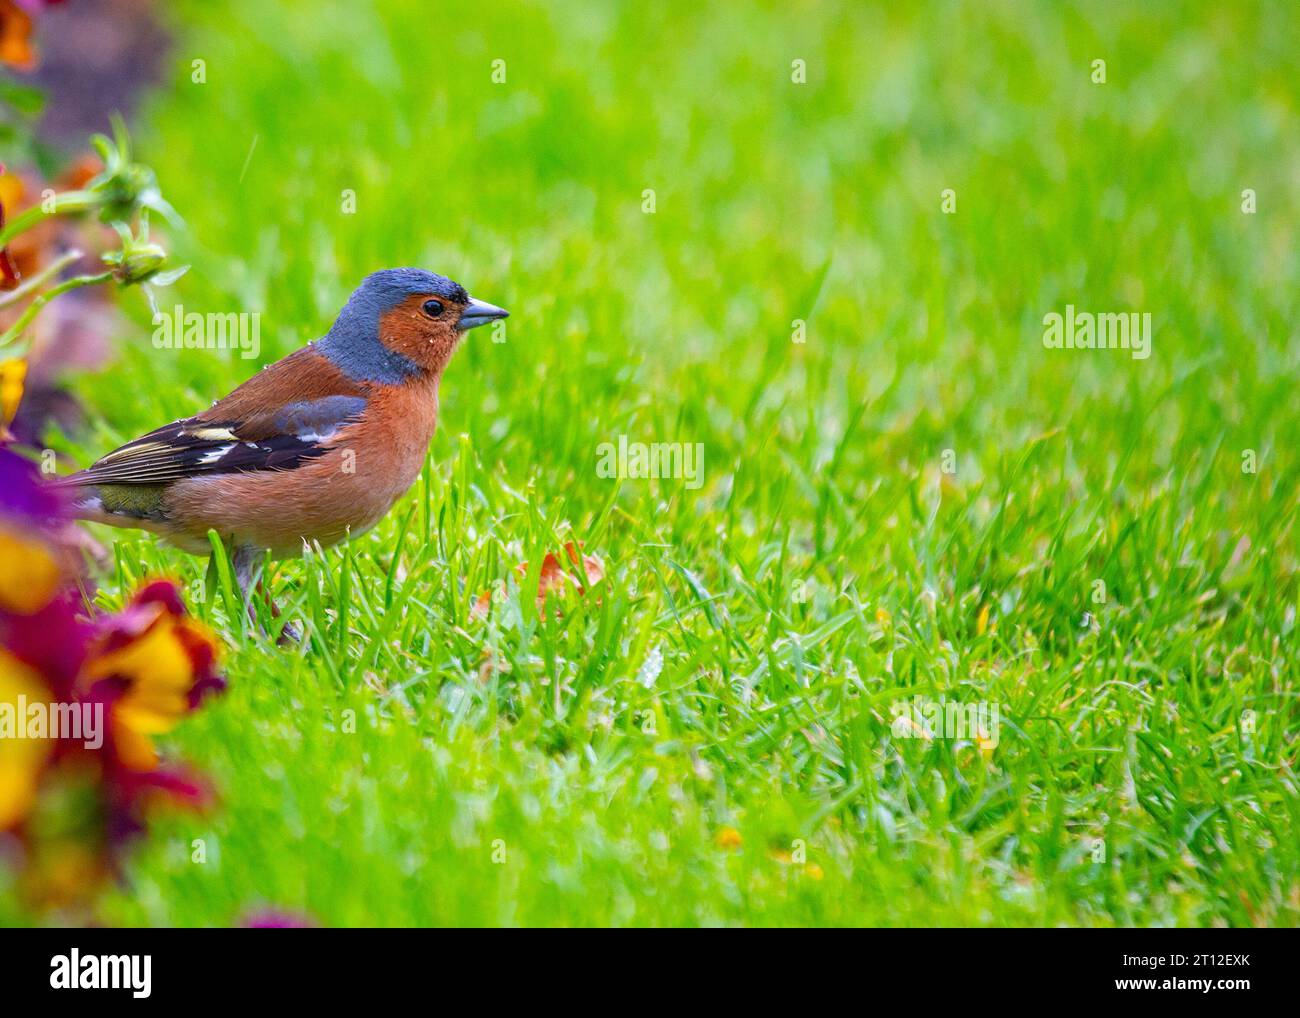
[
  {"left": 0, "top": 358, "right": 26, "bottom": 427},
  {"left": 0, "top": 649, "right": 53, "bottom": 829},
  {"left": 0, "top": 171, "right": 23, "bottom": 211},
  {"left": 0, "top": 526, "right": 61, "bottom": 615},
  {"left": 716, "top": 826, "right": 743, "bottom": 850},
  {"left": 86, "top": 609, "right": 194, "bottom": 735},
  {"left": 110, "top": 719, "right": 159, "bottom": 772}
]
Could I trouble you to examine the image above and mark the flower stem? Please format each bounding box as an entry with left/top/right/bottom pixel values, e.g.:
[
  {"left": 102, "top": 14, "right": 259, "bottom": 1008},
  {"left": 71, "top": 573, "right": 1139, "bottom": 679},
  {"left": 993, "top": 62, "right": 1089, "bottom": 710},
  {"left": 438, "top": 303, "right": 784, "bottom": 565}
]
[
  {"left": 0, "top": 271, "right": 114, "bottom": 351},
  {"left": 0, "top": 249, "right": 84, "bottom": 310},
  {"left": 0, "top": 190, "right": 100, "bottom": 249}
]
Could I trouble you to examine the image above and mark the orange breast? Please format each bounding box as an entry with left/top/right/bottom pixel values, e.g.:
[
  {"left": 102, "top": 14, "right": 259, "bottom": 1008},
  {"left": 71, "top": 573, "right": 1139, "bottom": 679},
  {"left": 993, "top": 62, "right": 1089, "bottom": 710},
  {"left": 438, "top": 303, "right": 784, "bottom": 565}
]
[{"left": 165, "top": 378, "right": 440, "bottom": 556}]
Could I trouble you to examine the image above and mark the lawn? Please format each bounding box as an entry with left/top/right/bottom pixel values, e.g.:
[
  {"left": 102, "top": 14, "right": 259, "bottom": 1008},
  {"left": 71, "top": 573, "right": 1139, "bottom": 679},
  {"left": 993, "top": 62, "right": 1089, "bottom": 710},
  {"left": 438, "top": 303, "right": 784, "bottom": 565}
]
[{"left": 27, "top": 0, "right": 1300, "bottom": 925}]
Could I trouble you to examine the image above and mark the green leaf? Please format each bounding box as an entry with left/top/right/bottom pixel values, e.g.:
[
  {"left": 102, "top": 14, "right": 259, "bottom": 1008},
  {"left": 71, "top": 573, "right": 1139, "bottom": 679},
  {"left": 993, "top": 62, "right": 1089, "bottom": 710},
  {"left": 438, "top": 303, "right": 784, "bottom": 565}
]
[{"left": 148, "top": 265, "right": 190, "bottom": 287}]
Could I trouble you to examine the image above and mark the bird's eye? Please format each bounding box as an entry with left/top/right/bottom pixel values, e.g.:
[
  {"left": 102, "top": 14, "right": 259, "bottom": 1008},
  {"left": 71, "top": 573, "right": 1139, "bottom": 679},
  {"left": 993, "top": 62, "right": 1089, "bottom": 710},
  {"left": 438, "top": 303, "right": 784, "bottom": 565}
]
[{"left": 422, "top": 299, "right": 445, "bottom": 318}]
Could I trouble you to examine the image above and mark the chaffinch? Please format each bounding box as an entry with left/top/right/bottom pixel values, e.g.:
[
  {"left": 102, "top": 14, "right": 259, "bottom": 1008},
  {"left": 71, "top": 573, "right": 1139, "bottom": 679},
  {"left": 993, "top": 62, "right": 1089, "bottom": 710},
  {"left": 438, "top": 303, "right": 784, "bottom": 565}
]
[{"left": 60, "top": 268, "right": 508, "bottom": 599}]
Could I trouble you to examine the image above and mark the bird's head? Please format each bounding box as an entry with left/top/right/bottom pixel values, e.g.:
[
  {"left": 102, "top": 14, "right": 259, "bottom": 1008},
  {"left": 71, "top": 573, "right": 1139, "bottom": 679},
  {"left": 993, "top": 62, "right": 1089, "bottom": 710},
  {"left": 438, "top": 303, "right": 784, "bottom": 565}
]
[{"left": 319, "top": 268, "right": 508, "bottom": 382}]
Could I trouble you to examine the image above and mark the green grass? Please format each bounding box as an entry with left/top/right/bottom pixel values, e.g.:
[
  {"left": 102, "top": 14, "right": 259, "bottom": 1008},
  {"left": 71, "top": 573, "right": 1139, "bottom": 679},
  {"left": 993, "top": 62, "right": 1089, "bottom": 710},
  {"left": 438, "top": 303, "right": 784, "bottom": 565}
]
[{"left": 32, "top": 0, "right": 1300, "bottom": 925}]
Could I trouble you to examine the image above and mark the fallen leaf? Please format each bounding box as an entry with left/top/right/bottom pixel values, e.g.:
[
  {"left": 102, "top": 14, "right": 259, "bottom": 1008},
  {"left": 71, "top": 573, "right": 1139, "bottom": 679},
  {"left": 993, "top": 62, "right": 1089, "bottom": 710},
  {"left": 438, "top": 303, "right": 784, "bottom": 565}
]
[{"left": 472, "top": 541, "right": 605, "bottom": 620}]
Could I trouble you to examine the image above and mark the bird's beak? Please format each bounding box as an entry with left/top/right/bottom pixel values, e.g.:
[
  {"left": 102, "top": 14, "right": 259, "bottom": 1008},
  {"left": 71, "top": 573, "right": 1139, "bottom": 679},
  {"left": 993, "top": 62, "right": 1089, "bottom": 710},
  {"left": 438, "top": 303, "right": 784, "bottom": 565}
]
[{"left": 457, "top": 296, "right": 510, "bottom": 331}]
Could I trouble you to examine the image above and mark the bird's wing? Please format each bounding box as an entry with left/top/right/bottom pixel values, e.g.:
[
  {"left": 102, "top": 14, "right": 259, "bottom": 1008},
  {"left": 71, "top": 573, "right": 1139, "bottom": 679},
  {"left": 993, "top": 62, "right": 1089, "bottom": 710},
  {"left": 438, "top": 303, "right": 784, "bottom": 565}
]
[{"left": 65, "top": 345, "right": 369, "bottom": 487}]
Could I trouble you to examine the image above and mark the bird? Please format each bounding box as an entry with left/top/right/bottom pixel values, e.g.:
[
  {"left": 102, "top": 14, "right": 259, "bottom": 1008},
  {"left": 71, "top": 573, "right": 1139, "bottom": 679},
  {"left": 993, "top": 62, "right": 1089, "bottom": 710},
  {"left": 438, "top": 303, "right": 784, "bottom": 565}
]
[{"left": 59, "top": 267, "right": 507, "bottom": 620}]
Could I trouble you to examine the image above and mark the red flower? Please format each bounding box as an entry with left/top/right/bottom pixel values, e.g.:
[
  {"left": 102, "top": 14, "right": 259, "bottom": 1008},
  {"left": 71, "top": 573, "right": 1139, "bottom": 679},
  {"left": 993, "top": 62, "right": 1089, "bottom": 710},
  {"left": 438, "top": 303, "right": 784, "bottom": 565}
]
[{"left": 0, "top": 162, "right": 20, "bottom": 289}]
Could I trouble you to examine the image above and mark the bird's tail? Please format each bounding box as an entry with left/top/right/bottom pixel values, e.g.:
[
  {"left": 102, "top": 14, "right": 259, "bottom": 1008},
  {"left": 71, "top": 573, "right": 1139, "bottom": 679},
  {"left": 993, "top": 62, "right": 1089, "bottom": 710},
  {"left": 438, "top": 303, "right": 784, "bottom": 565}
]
[
  {"left": 53, "top": 474, "right": 112, "bottom": 524},
  {"left": 53, "top": 474, "right": 177, "bottom": 538},
  {"left": 49, "top": 472, "right": 85, "bottom": 487}
]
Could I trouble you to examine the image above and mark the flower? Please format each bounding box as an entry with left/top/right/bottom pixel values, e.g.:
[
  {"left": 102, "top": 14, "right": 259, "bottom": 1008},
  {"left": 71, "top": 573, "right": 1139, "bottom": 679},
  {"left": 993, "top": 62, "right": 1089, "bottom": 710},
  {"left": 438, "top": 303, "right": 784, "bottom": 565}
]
[
  {"left": 0, "top": 0, "right": 36, "bottom": 72},
  {"left": 0, "top": 155, "right": 127, "bottom": 445},
  {"left": 101, "top": 221, "right": 169, "bottom": 284},
  {"left": 0, "top": 448, "right": 225, "bottom": 910},
  {"left": 0, "top": 647, "right": 52, "bottom": 828},
  {"left": 0, "top": 520, "right": 61, "bottom": 614},
  {"left": 0, "top": 357, "right": 26, "bottom": 437},
  {"left": 0, "top": 1, "right": 67, "bottom": 72},
  {"left": 0, "top": 162, "right": 21, "bottom": 289},
  {"left": 86, "top": 121, "right": 178, "bottom": 227},
  {"left": 0, "top": 443, "right": 68, "bottom": 609},
  {"left": 82, "top": 580, "right": 224, "bottom": 771}
]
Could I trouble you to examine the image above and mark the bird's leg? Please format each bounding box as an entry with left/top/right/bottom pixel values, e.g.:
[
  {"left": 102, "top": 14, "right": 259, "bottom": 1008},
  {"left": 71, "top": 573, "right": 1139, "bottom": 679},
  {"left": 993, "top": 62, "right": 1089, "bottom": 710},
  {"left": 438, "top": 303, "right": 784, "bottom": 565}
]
[
  {"left": 259, "top": 579, "right": 282, "bottom": 620},
  {"left": 277, "top": 617, "right": 303, "bottom": 645},
  {"left": 233, "top": 544, "right": 263, "bottom": 603},
  {"left": 233, "top": 544, "right": 301, "bottom": 644},
  {"left": 232, "top": 544, "right": 264, "bottom": 632},
  {"left": 257, "top": 573, "right": 302, "bottom": 645}
]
